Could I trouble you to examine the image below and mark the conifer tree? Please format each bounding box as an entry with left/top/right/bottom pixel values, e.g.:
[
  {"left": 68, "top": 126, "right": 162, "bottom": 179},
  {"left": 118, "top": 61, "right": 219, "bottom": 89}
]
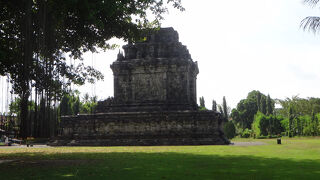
[
  {"left": 212, "top": 100, "right": 217, "bottom": 112},
  {"left": 218, "top": 105, "right": 223, "bottom": 115},
  {"left": 199, "top": 96, "right": 205, "bottom": 107},
  {"left": 260, "top": 96, "right": 267, "bottom": 114},
  {"left": 73, "top": 96, "right": 80, "bottom": 115},
  {"left": 257, "top": 92, "right": 261, "bottom": 112},
  {"left": 222, "top": 96, "right": 228, "bottom": 122},
  {"left": 311, "top": 111, "right": 319, "bottom": 136},
  {"left": 266, "top": 94, "right": 273, "bottom": 115},
  {"left": 288, "top": 106, "right": 294, "bottom": 137}
]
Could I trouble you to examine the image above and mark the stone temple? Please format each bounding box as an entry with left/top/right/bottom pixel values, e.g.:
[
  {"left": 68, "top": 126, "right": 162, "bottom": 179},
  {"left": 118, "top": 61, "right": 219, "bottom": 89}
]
[{"left": 52, "top": 27, "right": 229, "bottom": 146}]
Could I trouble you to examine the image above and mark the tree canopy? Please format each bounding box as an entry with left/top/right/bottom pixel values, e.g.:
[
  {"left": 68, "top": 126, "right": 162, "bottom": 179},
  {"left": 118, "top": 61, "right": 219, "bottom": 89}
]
[
  {"left": 0, "top": 0, "right": 184, "bottom": 138},
  {"left": 231, "top": 91, "right": 320, "bottom": 138},
  {"left": 231, "top": 90, "right": 274, "bottom": 129}
]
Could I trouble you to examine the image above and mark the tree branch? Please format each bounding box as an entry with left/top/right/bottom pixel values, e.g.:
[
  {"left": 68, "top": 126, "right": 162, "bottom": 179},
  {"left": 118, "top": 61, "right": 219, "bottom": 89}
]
[
  {"left": 301, "top": 16, "right": 320, "bottom": 33},
  {"left": 304, "top": 0, "right": 320, "bottom": 6}
]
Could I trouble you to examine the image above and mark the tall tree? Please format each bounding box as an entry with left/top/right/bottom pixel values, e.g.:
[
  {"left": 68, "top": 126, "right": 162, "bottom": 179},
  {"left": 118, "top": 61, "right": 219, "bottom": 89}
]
[
  {"left": 260, "top": 96, "right": 267, "bottom": 115},
  {"left": 212, "top": 99, "right": 217, "bottom": 112},
  {"left": 257, "top": 92, "right": 261, "bottom": 112},
  {"left": 0, "top": 0, "right": 183, "bottom": 138},
  {"left": 288, "top": 105, "right": 294, "bottom": 137},
  {"left": 231, "top": 90, "right": 271, "bottom": 129},
  {"left": 236, "top": 99, "right": 257, "bottom": 129},
  {"left": 277, "top": 96, "right": 320, "bottom": 117},
  {"left": 218, "top": 105, "right": 223, "bottom": 115},
  {"left": 222, "top": 96, "right": 228, "bottom": 122},
  {"left": 73, "top": 96, "right": 80, "bottom": 116},
  {"left": 266, "top": 94, "right": 273, "bottom": 115},
  {"left": 199, "top": 96, "right": 205, "bottom": 107}
]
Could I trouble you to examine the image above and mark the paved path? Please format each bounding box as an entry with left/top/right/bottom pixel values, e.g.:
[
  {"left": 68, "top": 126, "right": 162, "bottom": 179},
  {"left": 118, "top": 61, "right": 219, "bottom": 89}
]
[
  {"left": 0, "top": 160, "right": 15, "bottom": 164},
  {"left": 0, "top": 142, "right": 268, "bottom": 148},
  {"left": 230, "top": 141, "right": 267, "bottom": 146},
  {"left": 0, "top": 144, "right": 50, "bottom": 149}
]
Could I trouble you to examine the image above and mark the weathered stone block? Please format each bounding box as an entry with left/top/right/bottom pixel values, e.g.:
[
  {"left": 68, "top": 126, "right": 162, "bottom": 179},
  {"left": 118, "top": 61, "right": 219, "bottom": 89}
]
[{"left": 52, "top": 111, "right": 228, "bottom": 146}]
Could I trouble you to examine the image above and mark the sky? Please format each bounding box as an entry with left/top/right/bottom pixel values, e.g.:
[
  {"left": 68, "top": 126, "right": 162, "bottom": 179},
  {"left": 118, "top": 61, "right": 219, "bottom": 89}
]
[
  {"left": 158, "top": 0, "right": 320, "bottom": 109},
  {"left": 1, "top": 0, "right": 320, "bottom": 112}
]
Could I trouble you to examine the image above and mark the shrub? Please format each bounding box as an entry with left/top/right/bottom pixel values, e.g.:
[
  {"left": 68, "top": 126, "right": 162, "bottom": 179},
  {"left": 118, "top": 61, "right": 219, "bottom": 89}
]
[
  {"left": 223, "top": 121, "right": 236, "bottom": 139},
  {"left": 256, "top": 135, "right": 278, "bottom": 139},
  {"left": 241, "top": 128, "right": 252, "bottom": 138},
  {"left": 252, "top": 112, "right": 284, "bottom": 137},
  {"left": 199, "top": 106, "right": 208, "bottom": 111},
  {"left": 252, "top": 112, "right": 263, "bottom": 137}
]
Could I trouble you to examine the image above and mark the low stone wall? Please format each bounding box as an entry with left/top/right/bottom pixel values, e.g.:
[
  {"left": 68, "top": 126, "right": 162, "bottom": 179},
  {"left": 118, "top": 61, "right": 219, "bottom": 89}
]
[{"left": 51, "top": 111, "right": 229, "bottom": 146}]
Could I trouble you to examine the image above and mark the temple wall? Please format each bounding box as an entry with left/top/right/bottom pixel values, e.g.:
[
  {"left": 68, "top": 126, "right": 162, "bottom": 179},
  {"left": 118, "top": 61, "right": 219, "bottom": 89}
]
[
  {"left": 112, "top": 60, "right": 197, "bottom": 108},
  {"left": 57, "top": 111, "right": 227, "bottom": 146}
]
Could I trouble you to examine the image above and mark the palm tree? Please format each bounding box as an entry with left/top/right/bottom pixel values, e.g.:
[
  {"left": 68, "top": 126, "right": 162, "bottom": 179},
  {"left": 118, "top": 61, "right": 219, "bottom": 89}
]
[{"left": 301, "top": 0, "right": 320, "bottom": 33}]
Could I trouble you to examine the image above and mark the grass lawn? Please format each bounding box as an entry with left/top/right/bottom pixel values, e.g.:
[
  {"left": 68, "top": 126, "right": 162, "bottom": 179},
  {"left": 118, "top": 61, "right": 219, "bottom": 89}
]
[{"left": 0, "top": 137, "right": 319, "bottom": 180}]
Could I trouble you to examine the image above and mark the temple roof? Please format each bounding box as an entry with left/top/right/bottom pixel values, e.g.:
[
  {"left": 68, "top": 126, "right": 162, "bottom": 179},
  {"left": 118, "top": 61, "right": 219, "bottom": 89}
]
[{"left": 118, "top": 27, "right": 192, "bottom": 60}]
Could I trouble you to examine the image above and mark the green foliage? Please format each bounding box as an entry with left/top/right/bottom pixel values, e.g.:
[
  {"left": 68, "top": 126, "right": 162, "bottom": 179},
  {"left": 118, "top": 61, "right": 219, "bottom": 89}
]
[
  {"left": 276, "top": 96, "right": 320, "bottom": 137},
  {"left": 252, "top": 113, "right": 262, "bottom": 137},
  {"left": 299, "top": 114, "right": 320, "bottom": 136},
  {"left": 60, "top": 93, "right": 81, "bottom": 116},
  {"left": 279, "top": 113, "right": 320, "bottom": 137},
  {"left": 266, "top": 94, "right": 273, "bottom": 115},
  {"left": 60, "top": 95, "right": 72, "bottom": 116},
  {"left": 9, "top": 97, "right": 59, "bottom": 138},
  {"left": 257, "top": 92, "right": 261, "bottom": 112},
  {"left": 9, "top": 98, "right": 21, "bottom": 116},
  {"left": 81, "top": 102, "right": 98, "bottom": 114},
  {"left": 260, "top": 96, "right": 267, "bottom": 114},
  {"left": 256, "top": 135, "right": 279, "bottom": 139},
  {"left": 9, "top": 98, "right": 35, "bottom": 116},
  {"left": 80, "top": 93, "right": 98, "bottom": 114},
  {"left": 241, "top": 128, "right": 252, "bottom": 138},
  {"left": 231, "top": 90, "right": 274, "bottom": 129},
  {"left": 222, "top": 96, "right": 228, "bottom": 122},
  {"left": 60, "top": 92, "right": 97, "bottom": 116},
  {"left": 198, "top": 96, "right": 208, "bottom": 110},
  {"left": 233, "top": 91, "right": 320, "bottom": 138},
  {"left": 280, "top": 118, "right": 289, "bottom": 134},
  {"left": 212, "top": 100, "right": 217, "bottom": 112},
  {"left": 252, "top": 112, "right": 283, "bottom": 137},
  {"left": 199, "top": 96, "right": 205, "bottom": 108},
  {"left": 288, "top": 105, "right": 295, "bottom": 137},
  {"left": 277, "top": 96, "right": 320, "bottom": 117},
  {"left": 271, "top": 116, "right": 284, "bottom": 136},
  {"left": 218, "top": 105, "right": 223, "bottom": 114},
  {"left": 199, "top": 106, "right": 208, "bottom": 111},
  {"left": 223, "top": 121, "right": 236, "bottom": 139},
  {"left": 73, "top": 97, "right": 80, "bottom": 115}
]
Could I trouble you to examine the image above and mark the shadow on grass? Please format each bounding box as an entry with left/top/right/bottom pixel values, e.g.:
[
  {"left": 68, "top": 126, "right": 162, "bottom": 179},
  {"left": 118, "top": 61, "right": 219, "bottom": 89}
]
[{"left": 0, "top": 151, "right": 319, "bottom": 180}]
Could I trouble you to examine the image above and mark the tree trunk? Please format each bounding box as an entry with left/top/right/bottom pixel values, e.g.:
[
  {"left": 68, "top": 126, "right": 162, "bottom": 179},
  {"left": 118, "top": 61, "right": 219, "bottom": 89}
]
[
  {"left": 34, "top": 87, "right": 38, "bottom": 137},
  {"left": 19, "top": 0, "right": 33, "bottom": 138}
]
